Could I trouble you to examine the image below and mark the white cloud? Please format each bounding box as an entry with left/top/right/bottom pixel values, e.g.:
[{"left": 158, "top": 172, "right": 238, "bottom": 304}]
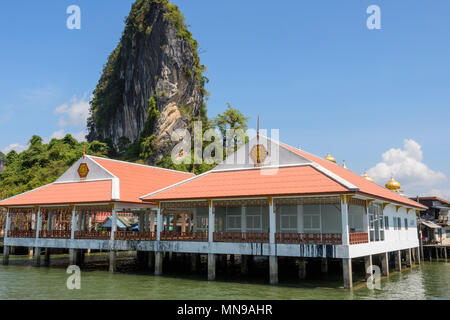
[
  {"left": 50, "top": 129, "right": 66, "bottom": 140},
  {"left": 427, "top": 189, "right": 450, "bottom": 200},
  {"left": 2, "top": 143, "right": 28, "bottom": 154},
  {"left": 368, "top": 139, "right": 447, "bottom": 195},
  {"left": 54, "top": 95, "right": 91, "bottom": 128},
  {"left": 72, "top": 130, "right": 87, "bottom": 142},
  {"left": 45, "top": 129, "right": 87, "bottom": 143}
]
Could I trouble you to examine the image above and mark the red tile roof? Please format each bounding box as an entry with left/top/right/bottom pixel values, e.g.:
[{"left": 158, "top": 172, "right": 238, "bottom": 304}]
[
  {"left": 0, "top": 180, "right": 112, "bottom": 207},
  {"left": 281, "top": 143, "right": 427, "bottom": 209},
  {"left": 0, "top": 156, "right": 194, "bottom": 207},
  {"left": 142, "top": 141, "right": 426, "bottom": 210},
  {"left": 142, "top": 166, "right": 349, "bottom": 201},
  {"left": 91, "top": 157, "right": 194, "bottom": 204}
]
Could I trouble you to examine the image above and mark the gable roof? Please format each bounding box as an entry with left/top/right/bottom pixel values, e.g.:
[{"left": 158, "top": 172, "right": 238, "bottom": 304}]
[
  {"left": 280, "top": 142, "right": 426, "bottom": 209},
  {"left": 0, "top": 180, "right": 113, "bottom": 207},
  {"left": 141, "top": 137, "right": 426, "bottom": 210},
  {"left": 0, "top": 156, "right": 194, "bottom": 207},
  {"left": 142, "top": 165, "right": 349, "bottom": 201},
  {"left": 90, "top": 156, "right": 194, "bottom": 204}
]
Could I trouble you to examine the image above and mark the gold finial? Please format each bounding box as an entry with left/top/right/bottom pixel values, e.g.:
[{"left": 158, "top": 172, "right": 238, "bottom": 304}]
[
  {"left": 362, "top": 171, "right": 375, "bottom": 183},
  {"left": 386, "top": 176, "right": 401, "bottom": 191},
  {"left": 325, "top": 153, "right": 336, "bottom": 163},
  {"left": 342, "top": 160, "right": 347, "bottom": 169}
]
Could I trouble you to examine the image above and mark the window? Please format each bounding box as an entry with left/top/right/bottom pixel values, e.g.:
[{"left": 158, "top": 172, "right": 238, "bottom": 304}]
[
  {"left": 246, "top": 205, "right": 269, "bottom": 232},
  {"left": 303, "top": 205, "right": 321, "bottom": 233},
  {"left": 369, "top": 203, "right": 384, "bottom": 241},
  {"left": 227, "top": 215, "right": 241, "bottom": 231},
  {"left": 246, "top": 214, "right": 261, "bottom": 231},
  {"left": 404, "top": 218, "right": 408, "bottom": 230},
  {"left": 384, "top": 216, "right": 389, "bottom": 230},
  {"left": 277, "top": 205, "right": 298, "bottom": 233},
  {"left": 397, "top": 217, "right": 401, "bottom": 230}
]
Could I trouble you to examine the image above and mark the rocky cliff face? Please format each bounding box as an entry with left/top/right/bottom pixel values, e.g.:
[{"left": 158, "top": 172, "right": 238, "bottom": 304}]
[{"left": 87, "top": 0, "right": 207, "bottom": 162}]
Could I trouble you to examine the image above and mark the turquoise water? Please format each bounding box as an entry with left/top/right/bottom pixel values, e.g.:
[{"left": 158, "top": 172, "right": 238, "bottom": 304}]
[{"left": 0, "top": 256, "right": 448, "bottom": 300}]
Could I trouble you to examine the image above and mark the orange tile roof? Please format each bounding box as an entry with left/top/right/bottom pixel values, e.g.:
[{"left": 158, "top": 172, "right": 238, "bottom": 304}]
[
  {"left": 0, "top": 157, "right": 194, "bottom": 207},
  {"left": 91, "top": 157, "right": 194, "bottom": 204},
  {"left": 281, "top": 143, "right": 427, "bottom": 209},
  {"left": 142, "top": 166, "right": 349, "bottom": 201},
  {"left": 0, "top": 180, "right": 112, "bottom": 207}
]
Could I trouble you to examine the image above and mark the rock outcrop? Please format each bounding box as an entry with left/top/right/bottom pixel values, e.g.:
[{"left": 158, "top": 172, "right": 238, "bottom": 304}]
[{"left": 87, "top": 0, "right": 207, "bottom": 162}]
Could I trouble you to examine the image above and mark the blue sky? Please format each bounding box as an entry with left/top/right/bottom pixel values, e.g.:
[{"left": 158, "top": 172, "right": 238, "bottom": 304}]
[{"left": 0, "top": 0, "right": 449, "bottom": 198}]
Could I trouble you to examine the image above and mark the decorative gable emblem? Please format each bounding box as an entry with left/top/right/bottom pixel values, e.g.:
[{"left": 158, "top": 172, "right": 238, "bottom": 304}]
[
  {"left": 78, "top": 163, "right": 89, "bottom": 180},
  {"left": 250, "top": 144, "right": 268, "bottom": 167}
]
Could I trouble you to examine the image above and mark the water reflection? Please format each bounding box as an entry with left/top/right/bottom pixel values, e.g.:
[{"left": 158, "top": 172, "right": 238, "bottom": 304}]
[{"left": 0, "top": 261, "right": 448, "bottom": 300}]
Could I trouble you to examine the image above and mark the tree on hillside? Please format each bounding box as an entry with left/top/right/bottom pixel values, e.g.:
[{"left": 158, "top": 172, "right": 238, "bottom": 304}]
[{"left": 213, "top": 103, "right": 250, "bottom": 157}]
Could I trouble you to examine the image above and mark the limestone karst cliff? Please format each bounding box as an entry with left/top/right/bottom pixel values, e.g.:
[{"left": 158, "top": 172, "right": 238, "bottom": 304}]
[{"left": 87, "top": 0, "right": 207, "bottom": 163}]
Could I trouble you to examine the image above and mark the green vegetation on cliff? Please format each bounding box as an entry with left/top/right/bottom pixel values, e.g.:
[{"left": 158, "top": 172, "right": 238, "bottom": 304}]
[{"left": 87, "top": 0, "right": 207, "bottom": 138}]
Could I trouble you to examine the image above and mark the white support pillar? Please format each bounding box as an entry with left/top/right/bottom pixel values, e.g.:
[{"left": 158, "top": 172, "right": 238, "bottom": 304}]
[
  {"left": 70, "top": 207, "right": 77, "bottom": 239},
  {"left": 297, "top": 205, "right": 304, "bottom": 233},
  {"left": 381, "top": 252, "right": 389, "bottom": 276},
  {"left": 144, "top": 212, "right": 150, "bottom": 231},
  {"left": 297, "top": 259, "right": 306, "bottom": 280},
  {"left": 87, "top": 212, "right": 92, "bottom": 255},
  {"left": 395, "top": 250, "right": 401, "bottom": 272},
  {"left": 207, "top": 200, "right": 216, "bottom": 281},
  {"left": 193, "top": 208, "right": 198, "bottom": 233},
  {"left": 2, "top": 210, "right": 11, "bottom": 266},
  {"left": 364, "top": 255, "right": 373, "bottom": 280},
  {"left": 269, "top": 198, "right": 276, "bottom": 244},
  {"left": 341, "top": 196, "right": 350, "bottom": 245},
  {"left": 44, "top": 211, "right": 53, "bottom": 266},
  {"left": 406, "top": 248, "right": 412, "bottom": 267},
  {"left": 366, "top": 201, "right": 372, "bottom": 243},
  {"left": 109, "top": 207, "right": 117, "bottom": 273},
  {"left": 181, "top": 214, "right": 186, "bottom": 233},
  {"left": 269, "top": 256, "right": 278, "bottom": 285},
  {"left": 156, "top": 206, "right": 162, "bottom": 241},
  {"left": 33, "top": 207, "right": 42, "bottom": 267},
  {"left": 240, "top": 255, "right": 248, "bottom": 275},
  {"left": 321, "top": 258, "right": 328, "bottom": 273},
  {"left": 416, "top": 247, "right": 421, "bottom": 264},
  {"left": 154, "top": 203, "right": 163, "bottom": 276},
  {"left": 241, "top": 206, "right": 246, "bottom": 233},
  {"left": 139, "top": 212, "right": 144, "bottom": 233},
  {"left": 150, "top": 211, "right": 156, "bottom": 233},
  {"left": 155, "top": 251, "right": 163, "bottom": 276},
  {"left": 208, "top": 253, "right": 216, "bottom": 281},
  {"left": 69, "top": 206, "right": 77, "bottom": 265},
  {"left": 343, "top": 258, "right": 353, "bottom": 289},
  {"left": 208, "top": 201, "right": 215, "bottom": 243},
  {"left": 268, "top": 198, "right": 278, "bottom": 285}
]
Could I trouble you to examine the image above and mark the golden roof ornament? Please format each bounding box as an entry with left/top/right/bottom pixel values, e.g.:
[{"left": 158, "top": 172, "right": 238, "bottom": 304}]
[
  {"left": 325, "top": 153, "right": 336, "bottom": 163},
  {"left": 250, "top": 116, "right": 268, "bottom": 167},
  {"left": 78, "top": 162, "right": 89, "bottom": 180},
  {"left": 386, "top": 176, "right": 401, "bottom": 191},
  {"left": 362, "top": 171, "right": 375, "bottom": 183}
]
